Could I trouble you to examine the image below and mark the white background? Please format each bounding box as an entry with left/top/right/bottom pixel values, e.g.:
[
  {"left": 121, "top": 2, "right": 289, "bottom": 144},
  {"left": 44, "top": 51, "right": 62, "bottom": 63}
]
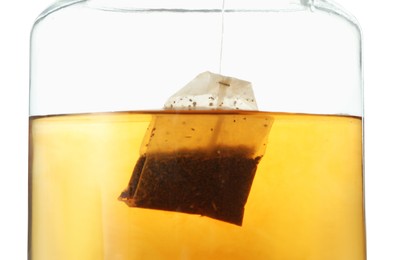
[{"left": 0, "top": 0, "right": 394, "bottom": 259}]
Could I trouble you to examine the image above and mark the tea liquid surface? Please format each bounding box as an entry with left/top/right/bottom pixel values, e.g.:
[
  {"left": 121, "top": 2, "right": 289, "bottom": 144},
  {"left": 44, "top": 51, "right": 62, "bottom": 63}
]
[{"left": 29, "top": 111, "right": 365, "bottom": 259}]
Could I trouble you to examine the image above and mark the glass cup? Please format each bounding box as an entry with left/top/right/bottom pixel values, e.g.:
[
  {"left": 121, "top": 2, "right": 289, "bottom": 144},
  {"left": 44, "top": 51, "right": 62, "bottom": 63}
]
[{"left": 29, "top": 0, "right": 365, "bottom": 259}]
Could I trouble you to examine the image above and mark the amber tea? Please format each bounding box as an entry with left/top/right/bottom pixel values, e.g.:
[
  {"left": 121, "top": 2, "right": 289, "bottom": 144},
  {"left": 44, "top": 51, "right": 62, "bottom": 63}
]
[{"left": 29, "top": 111, "right": 365, "bottom": 259}]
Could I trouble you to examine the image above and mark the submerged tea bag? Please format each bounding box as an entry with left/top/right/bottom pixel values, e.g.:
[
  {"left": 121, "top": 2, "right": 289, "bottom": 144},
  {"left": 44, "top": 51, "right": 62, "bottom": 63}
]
[{"left": 119, "top": 72, "right": 273, "bottom": 226}]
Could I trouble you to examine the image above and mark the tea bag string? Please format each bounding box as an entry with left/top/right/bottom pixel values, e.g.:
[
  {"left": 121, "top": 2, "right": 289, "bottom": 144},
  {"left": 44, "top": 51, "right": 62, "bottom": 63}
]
[
  {"left": 212, "top": 0, "right": 226, "bottom": 152},
  {"left": 219, "top": 0, "right": 225, "bottom": 75}
]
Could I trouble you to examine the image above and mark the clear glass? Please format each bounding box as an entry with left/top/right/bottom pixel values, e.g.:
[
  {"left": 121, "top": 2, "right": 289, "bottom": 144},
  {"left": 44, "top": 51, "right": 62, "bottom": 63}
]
[{"left": 29, "top": 0, "right": 365, "bottom": 259}]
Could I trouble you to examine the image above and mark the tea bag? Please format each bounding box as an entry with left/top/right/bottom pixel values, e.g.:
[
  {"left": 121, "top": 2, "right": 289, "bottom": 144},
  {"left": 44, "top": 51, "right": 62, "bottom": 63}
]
[
  {"left": 164, "top": 71, "right": 258, "bottom": 110},
  {"left": 119, "top": 72, "right": 273, "bottom": 226}
]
